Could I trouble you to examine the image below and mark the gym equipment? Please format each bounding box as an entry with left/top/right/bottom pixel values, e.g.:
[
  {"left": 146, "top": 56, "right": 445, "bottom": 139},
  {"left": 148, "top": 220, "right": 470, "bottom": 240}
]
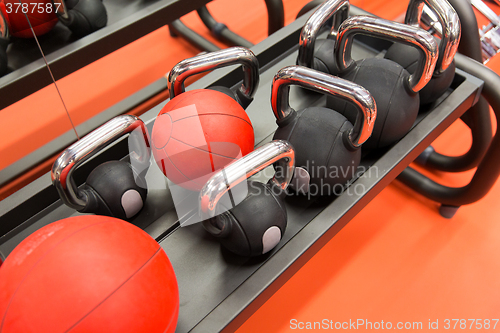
[
  {"left": 385, "top": 0, "right": 461, "bottom": 105},
  {"left": 0, "top": 7, "right": 485, "bottom": 331},
  {"left": 329, "top": 15, "right": 438, "bottom": 149},
  {"left": 169, "top": 19, "right": 220, "bottom": 52},
  {"left": 0, "top": 0, "right": 106, "bottom": 38},
  {"left": 152, "top": 47, "right": 259, "bottom": 191},
  {"left": 0, "top": 0, "right": 58, "bottom": 37},
  {"left": 171, "top": 0, "right": 284, "bottom": 51},
  {"left": 52, "top": 0, "right": 107, "bottom": 37},
  {"left": 272, "top": 65, "right": 376, "bottom": 194},
  {"left": 296, "top": 0, "right": 324, "bottom": 18},
  {"left": 472, "top": 0, "right": 500, "bottom": 25},
  {"left": 470, "top": 0, "right": 500, "bottom": 61},
  {"left": 197, "top": 5, "right": 254, "bottom": 48},
  {"left": 0, "top": 215, "right": 179, "bottom": 333},
  {"left": 399, "top": 52, "right": 500, "bottom": 217},
  {"left": 52, "top": 115, "right": 150, "bottom": 220},
  {"left": 413, "top": 0, "right": 493, "bottom": 173},
  {"left": 397, "top": 0, "right": 499, "bottom": 217},
  {"left": 0, "top": 0, "right": 107, "bottom": 77},
  {"left": 297, "top": 0, "right": 349, "bottom": 75},
  {"left": 200, "top": 140, "right": 294, "bottom": 257}
]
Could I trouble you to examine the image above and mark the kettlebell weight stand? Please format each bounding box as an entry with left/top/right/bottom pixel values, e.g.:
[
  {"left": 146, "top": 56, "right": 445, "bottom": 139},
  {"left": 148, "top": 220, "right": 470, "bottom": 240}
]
[
  {"left": 397, "top": 53, "right": 500, "bottom": 218},
  {"left": 413, "top": 0, "right": 493, "bottom": 173},
  {"left": 0, "top": 6, "right": 485, "bottom": 333},
  {"left": 397, "top": 0, "right": 498, "bottom": 217}
]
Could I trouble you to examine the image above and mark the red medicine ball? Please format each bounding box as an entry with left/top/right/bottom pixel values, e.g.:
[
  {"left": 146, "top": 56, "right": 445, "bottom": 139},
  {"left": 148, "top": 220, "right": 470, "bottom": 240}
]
[
  {"left": 0, "top": 0, "right": 58, "bottom": 38},
  {"left": 0, "top": 215, "right": 179, "bottom": 333},
  {"left": 152, "top": 89, "right": 254, "bottom": 191}
]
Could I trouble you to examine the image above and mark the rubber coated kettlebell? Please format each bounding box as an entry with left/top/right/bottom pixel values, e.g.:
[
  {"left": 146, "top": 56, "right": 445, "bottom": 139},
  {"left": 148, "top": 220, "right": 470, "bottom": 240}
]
[
  {"left": 384, "top": 0, "right": 460, "bottom": 105},
  {"left": 52, "top": 115, "right": 151, "bottom": 220},
  {"left": 152, "top": 47, "right": 259, "bottom": 191},
  {"left": 272, "top": 65, "right": 376, "bottom": 195},
  {"left": 297, "top": 0, "right": 349, "bottom": 75},
  {"left": 51, "top": 0, "right": 107, "bottom": 37},
  {"left": 328, "top": 16, "right": 438, "bottom": 149},
  {"left": 199, "top": 140, "right": 295, "bottom": 257}
]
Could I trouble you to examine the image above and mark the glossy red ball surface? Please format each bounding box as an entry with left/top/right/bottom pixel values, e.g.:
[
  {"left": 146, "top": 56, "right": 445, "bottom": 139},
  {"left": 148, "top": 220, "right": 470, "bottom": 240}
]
[
  {"left": 152, "top": 89, "right": 254, "bottom": 191},
  {"left": 0, "top": 215, "right": 179, "bottom": 333}
]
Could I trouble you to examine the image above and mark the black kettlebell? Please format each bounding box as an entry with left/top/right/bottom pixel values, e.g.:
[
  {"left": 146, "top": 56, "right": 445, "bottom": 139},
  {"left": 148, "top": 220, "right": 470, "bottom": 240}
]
[
  {"left": 384, "top": 0, "right": 461, "bottom": 105},
  {"left": 199, "top": 140, "right": 295, "bottom": 257},
  {"left": 167, "top": 46, "right": 260, "bottom": 110},
  {"left": 272, "top": 65, "right": 376, "bottom": 195},
  {"left": 52, "top": 115, "right": 151, "bottom": 220},
  {"left": 328, "top": 16, "right": 438, "bottom": 149},
  {"left": 297, "top": 0, "right": 349, "bottom": 75},
  {"left": 51, "top": 0, "right": 107, "bottom": 37},
  {"left": 0, "top": 11, "right": 8, "bottom": 77}
]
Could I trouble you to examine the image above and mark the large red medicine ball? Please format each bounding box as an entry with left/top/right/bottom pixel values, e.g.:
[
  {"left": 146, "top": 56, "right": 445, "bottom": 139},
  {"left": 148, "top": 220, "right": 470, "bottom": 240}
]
[
  {"left": 0, "top": 0, "right": 58, "bottom": 38},
  {"left": 152, "top": 89, "right": 254, "bottom": 191},
  {"left": 0, "top": 215, "right": 179, "bottom": 333}
]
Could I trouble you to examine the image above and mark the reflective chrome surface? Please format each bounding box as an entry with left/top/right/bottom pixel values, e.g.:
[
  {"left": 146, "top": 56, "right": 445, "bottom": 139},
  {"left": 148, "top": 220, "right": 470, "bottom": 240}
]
[
  {"left": 199, "top": 140, "right": 295, "bottom": 218},
  {"left": 472, "top": 0, "right": 500, "bottom": 26},
  {"left": 474, "top": 0, "right": 500, "bottom": 62},
  {"left": 297, "top": 0, "right": 349, "bottom": 68},
  {"left": 406, "top": 0, "right": 461, "bottom": 73},
  {"left": 271, "top": 65, "right": 376, "bottom": 148},
  {"left": 421, "top": 4, "right": 443, "bottom": 36},
  {"left": 479, "top": 24, "right": 500, "bottom": 62},
  {"left": 336, "top": 16, "right": 438, "bottom": 93},
  {"left": 167, "top": 46, "right": 259, "bottom": 100},
  {"left": 51, "top": 115, "right": 150, "bottom": 211}
]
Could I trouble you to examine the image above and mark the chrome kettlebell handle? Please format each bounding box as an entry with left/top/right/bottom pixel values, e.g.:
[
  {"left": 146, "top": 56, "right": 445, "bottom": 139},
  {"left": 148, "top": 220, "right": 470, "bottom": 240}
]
[
  {"left": 167, "top": 46, "right": 260, "bottom": 101},
  {"left": 297, "top": 0, "right": 349, "bottom": 68},
  {"left": 199, "top": 140, "right": 295, "bottom": 219},
  {"left": 420, "top": 4, "right": 442, "bottom": 35},
  {"left": 51, "top": 115, "right": 150, "bottom": 211},
  {"left": 405, "top": 0, "right": 461, "bottom": 74},
  {"left": 271, "top": 65, "right": 377, "bottom": 149},
  {"left": 335, "top": 16, "right": 439, "bottom": 93}
]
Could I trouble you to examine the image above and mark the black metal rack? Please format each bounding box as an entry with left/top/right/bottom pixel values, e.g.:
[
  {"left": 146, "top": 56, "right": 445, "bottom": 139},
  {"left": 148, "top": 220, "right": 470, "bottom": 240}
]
[
  {"left": 0, "top": 0, "right": 213, "bottom": 110},
  {"left": 0, "top": 6, "right": 485, "bottom": 333}
]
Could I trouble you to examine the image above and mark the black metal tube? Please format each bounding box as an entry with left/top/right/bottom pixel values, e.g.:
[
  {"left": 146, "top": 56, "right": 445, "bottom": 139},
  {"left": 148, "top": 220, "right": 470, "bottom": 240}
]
[
  {"left": 397, "top": 53, "right": 500, "bottom": 206},
  {"left": 416, "top": 0, "right": 492, "bottom": 172},
  {"left": 296, "top": 0, "right": 323, "bottom": 19},
  {"left": 264, "top": 0, "right": 285, "bottom": 35},
  {"left": 168, "top": 19, "right": 220, "bottom": 53},
  {"left": 196, "top": 6, "right": 254, "bottom": 48}
]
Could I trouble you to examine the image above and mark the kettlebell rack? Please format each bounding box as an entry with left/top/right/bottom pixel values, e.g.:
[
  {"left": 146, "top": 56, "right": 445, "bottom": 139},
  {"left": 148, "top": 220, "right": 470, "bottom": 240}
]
[
  {"left": 0, "top": 0, "right": 213, "bottom": 110},
  {"left": 0, "top": 6, "right": 486, "bottom": 333}
]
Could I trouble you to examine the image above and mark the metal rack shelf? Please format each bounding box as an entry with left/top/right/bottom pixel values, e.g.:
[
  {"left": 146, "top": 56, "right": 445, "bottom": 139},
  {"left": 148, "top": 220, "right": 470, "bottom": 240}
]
[{"left": 0, "top": 0, "right": 212, "bottom": 110}]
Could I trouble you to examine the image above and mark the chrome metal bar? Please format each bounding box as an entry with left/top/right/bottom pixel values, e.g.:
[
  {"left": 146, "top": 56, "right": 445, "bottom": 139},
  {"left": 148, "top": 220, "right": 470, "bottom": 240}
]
[
  {"left": 271, "top": 65, "right": 376, "bottom": 148},
  {"left": 199, "top": 140, "right": 295, "bottom": 218}
]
